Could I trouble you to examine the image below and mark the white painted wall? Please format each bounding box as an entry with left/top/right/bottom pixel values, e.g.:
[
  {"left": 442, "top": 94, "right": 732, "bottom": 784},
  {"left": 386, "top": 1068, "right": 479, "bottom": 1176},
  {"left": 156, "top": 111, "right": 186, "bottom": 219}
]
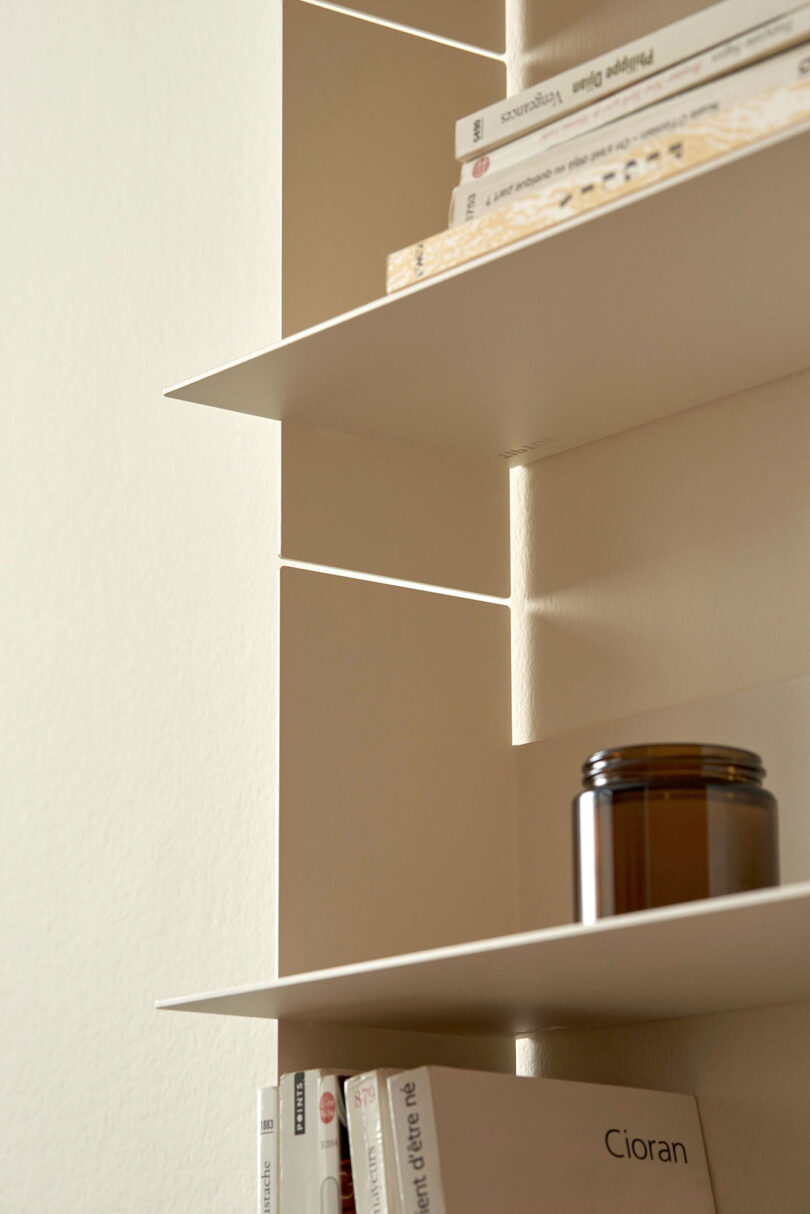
[{"left": 2, "top": 1, "right": 281, "bottom": 1209}]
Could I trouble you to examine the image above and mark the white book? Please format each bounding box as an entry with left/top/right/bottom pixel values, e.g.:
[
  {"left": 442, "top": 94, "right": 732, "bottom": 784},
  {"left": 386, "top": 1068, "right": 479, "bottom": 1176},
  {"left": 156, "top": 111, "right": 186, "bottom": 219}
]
[
  {"left": 455, "top": 0, "right": 806, "bottom": 159},
  {"left": 451, "top": 37, "right": 810, "bottom": 225},
  {"left": 319, "top": 1074, "right": 356, "bottom": 1214},
  {"left": 387, "top": 1066, "right": 716, "bottom": 1214},
  {"left": 257, "top": 1087, "right": 279, "bottom": 1214},
  {"left": 459, "top": 2, "right": 810, "bottom": 183},
  {"left": 281, "top": 1070, "right": 346, "bottom": 1214},
  {"left": 388, "top": 64, "right": 810, "bottom": 292},
  {"left": 346, "top": 1071, "right": 403, "bottom": 1214}
]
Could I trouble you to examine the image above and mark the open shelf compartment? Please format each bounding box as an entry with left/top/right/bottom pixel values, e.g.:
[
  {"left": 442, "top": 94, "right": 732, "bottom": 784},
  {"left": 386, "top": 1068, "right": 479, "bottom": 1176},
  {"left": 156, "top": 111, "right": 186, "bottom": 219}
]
[{"left": 157, "top": 881, "right": 810, "bottom": 1036}]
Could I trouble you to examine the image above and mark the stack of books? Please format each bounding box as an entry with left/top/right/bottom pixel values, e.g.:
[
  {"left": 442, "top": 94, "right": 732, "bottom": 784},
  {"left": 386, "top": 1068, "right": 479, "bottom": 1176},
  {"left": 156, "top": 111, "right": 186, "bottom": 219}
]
[
  {"left": 257, "top": 1064, "right": 717, "bottom": 1212},
  {"left": 258, "top": 1071, "right": 356, "bottom": 1214},
  {"left": 386, "top": 0, "right": 810, "bottom": 292}
]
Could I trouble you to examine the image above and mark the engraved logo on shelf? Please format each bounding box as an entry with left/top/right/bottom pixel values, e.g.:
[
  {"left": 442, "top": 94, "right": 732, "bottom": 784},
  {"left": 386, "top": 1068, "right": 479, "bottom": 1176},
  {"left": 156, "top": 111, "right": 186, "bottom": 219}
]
[{"left": 499, "top": 436, "right": 558, "bottom": 460}]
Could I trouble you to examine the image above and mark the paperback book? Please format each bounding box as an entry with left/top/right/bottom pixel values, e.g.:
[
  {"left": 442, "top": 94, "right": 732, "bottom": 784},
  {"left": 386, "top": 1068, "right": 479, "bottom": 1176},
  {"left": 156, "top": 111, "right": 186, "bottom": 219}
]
[
  {"left": 319, "top": 1073, "right": 357, "bottom": 1214},
  {"left": 257, "top": 1087, "right": 279, "bottom": 1214},
  {"left": 455, "top": 0, "right": 806, "bottom": 158},
  {"left": 281, "top": 1069, "right": 353, "bottom": 1214},
  {"left": 450, "top": 35, "right": 810, "bottom": 224},
  {"left": 459, "top": 1, "right": 810, "bottom": 184},
  {"left": 387, "top": 58, "right": 810, "bottom": 292},
  {"left": 346, "top": 1070, "right": 403, "bottom": 1214},
  {"left": 387, "top": 1066, "right": 716, "bottom": 1214}
]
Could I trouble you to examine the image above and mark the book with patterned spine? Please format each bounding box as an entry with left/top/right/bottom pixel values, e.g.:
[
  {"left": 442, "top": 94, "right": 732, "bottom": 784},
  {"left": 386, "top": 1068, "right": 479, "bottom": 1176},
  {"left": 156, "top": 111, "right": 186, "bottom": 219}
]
[{"left": 388, "top": 54, "right": 810, "bottom": 293}]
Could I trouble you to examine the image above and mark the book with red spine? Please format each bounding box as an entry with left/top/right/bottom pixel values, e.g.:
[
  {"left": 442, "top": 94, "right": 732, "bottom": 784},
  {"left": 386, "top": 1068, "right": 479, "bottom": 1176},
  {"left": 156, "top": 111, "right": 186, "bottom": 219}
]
[{"left": 319, "top": 1074, "right": 358, "bottom": 1214}]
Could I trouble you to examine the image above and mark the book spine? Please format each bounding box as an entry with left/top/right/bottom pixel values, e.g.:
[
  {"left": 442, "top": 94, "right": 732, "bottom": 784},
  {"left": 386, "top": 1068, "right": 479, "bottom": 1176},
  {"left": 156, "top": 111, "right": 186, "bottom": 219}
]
[
  {"left": 319, "top": 1074, "right": 357, "bottom": 1214},
  {"left": 455, "top": 0, "right": 806, "bottom": 158},
  {"left": 387, "top": 65, "right": 810, "bottom": 292},
  {"left": 378, "top": 1077, "right": 405, "bottom": 1214},
  {"left": 459, "top": 2, "right": 810, "bottom": 183},
  {"left": 346, "top": 1074, "right": 387, "bottom": 1214},
  {"left": 280, "top": 1071, "right": 321, "bottom": 1214},
  {"left": 451, "top": 31, "right": 810, "bottom": 224},
  {"left": 258, "top": 1087, "right": 279, "bottom": 1214},
  {"left": 387, "top": 1070, "right": 446, "bottom": 1214}
]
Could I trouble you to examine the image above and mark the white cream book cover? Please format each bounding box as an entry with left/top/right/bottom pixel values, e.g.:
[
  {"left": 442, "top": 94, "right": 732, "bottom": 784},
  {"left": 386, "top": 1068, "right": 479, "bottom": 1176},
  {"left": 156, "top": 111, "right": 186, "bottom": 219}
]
[
  {"left": 346, "top": 1070, "right": 403, "bottom": 1214},
  {"left": 388, "top": 58, "right": 810, "bottom": 292},
  {"left": 388, "top": 1066, "right": 715, "bottom": 1214},
  {"left": 451, "top": 33, "right": 810, "bottom": 225},
  {"left": 455, "top": 0, "right": 807, "bottom": 157},
  {"left": 280, "top": 1070, "right": 338, "bottom": 1214},
  {"left": 459, "top": 3, "right": 810, "bottom": 183},
  {"left": 257, "top": 1086, "right": 279, "bottom": 1214}
]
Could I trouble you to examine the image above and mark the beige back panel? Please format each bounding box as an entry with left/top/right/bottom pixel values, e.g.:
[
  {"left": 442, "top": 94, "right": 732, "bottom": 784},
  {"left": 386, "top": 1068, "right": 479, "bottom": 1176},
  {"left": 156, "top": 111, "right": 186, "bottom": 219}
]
[
  {"left": 278, "top": 566, "right": 517, "bottom": 974},
  {"left": 277, "top": 1019, "right": 515, "bottom": 1076},
  {"left": 282, "top": 1, "right": 504, "bottom": 334},
  {"left": 281, "top": 423, "right": 510, "bottom": 593},
  {"left": 303, "top": 1, "right": 505, "bottom": 52},
  {"left": 511, "top": 369, "right": 810, "bottom": 745}
]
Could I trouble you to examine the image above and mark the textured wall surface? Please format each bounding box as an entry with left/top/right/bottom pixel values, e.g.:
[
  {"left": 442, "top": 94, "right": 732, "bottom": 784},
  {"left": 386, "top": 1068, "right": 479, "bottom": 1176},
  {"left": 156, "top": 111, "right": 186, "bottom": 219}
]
[{"left": 1, "top": 1, "right": 281, "bottom": 1209}]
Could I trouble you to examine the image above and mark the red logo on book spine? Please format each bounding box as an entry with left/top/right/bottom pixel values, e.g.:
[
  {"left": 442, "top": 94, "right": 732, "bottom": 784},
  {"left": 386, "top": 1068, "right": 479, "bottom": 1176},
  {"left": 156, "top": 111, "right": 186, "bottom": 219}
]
[
  {"left": 472, "top": 155, "right": 490, "bottom": 178},
  {"left": 320, "top": 1092, "right": 336, "bottom": 1124}
]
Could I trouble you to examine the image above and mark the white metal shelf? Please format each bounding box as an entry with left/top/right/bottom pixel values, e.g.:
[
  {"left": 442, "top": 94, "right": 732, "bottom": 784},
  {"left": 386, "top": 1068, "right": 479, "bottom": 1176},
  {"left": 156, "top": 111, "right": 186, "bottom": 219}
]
[
  {"left": 157, "top": 881, "right": 810, "bottom": 1035},
  {"left": 166, "top": 124, "right": 810, "bottom": 466}
]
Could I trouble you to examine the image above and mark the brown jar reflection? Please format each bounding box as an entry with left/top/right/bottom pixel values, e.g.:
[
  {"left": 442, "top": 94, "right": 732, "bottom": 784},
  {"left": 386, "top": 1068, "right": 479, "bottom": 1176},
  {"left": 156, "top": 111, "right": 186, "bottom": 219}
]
[{"left": 573, "top": 744, "right": 779, "bottom": 923}]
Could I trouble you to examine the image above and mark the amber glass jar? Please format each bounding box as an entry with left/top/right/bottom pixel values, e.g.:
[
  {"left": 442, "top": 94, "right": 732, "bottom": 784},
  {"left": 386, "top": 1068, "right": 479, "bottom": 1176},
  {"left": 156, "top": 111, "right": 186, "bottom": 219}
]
[{"left": 573, "top": 743, "right": 779, "bottom": 923}]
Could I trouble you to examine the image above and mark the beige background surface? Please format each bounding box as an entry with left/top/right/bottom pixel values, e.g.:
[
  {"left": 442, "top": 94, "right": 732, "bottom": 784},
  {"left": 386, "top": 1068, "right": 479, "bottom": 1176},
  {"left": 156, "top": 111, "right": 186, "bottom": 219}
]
[
  {"left": 5, "top": 1, "right": 810, "bottom": 1211},
  {"left": 511, "top": 371, "right": 810, "bottom": 744},
  {"left": 280, "top": 423, "right": 510, "bottom": 594},
  {"left": 277, "top": 566, "right": 516, "bottom": 974}
]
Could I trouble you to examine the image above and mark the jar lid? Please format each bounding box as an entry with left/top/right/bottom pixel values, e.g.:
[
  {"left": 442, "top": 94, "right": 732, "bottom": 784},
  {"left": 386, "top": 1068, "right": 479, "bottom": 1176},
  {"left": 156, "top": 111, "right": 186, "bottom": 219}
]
[{"left": 582, "top": 743, "right": 766, "bottom": 789}]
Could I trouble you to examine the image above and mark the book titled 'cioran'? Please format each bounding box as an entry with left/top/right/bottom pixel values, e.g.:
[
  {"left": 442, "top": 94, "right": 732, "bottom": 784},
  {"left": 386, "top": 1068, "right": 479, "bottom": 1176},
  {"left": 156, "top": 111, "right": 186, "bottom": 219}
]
[{"left": 388, "top": 1066, "right": 716, "bottom": 1214}]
